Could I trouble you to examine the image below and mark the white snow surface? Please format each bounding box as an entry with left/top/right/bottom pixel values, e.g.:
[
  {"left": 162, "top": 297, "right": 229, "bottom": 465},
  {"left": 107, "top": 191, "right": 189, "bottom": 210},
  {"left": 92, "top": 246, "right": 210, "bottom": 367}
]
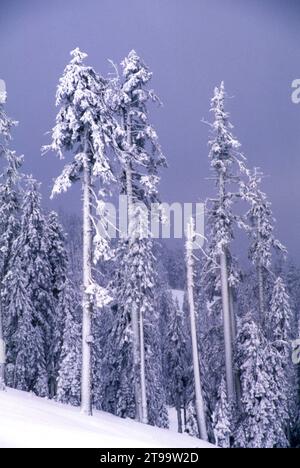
[{"left": 0, "top": 388, "right": 214, "bottom": 448}]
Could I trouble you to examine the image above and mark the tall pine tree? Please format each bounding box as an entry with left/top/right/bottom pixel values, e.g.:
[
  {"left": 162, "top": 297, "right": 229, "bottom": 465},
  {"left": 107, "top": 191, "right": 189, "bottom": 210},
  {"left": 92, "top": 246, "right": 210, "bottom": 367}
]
[
  {"left": 0, "top": 84, "right": 22, "bottom": 390},
  {"left": 45, "top": 48, "right": 115, "bottom": 415}
]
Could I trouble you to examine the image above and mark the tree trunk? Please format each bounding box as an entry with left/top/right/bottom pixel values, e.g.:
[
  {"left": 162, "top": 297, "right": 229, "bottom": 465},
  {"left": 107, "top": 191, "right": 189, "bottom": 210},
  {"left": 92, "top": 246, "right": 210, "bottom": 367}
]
[
  {"left": 81, "top": 150, "right": 93, "bottom": 416},
  {"left": 0, "top": 299, "right": 6, "bottom": 391},
  {"left": 176, "top": 397, "right": 183, "bottom": 433},
  {"left": 139, "top": 309, "right": 148, "bottom": 424},
  {"left": 220, "top": 251, "right": 235, "bottom": 403},
  {"left": 124, "top": 110, "right": 142, "bottom": 422},
  {"left": 219, "top": 172, "right": 235, "bottom": 403},
  {"left": 183, "top": 402, "right": 187, "bottom": 433},
  {"left": 257, "top": 265, "right": 265, "bottom": 324},
  {"left": 186, "top": 223, "right": 208, "bottom": 441},
  {"left": 229, "top": 287, "right": 242, "bottom": 408},
  {"left": 229, "top": 287, "right": 237, "bottom": 345}
]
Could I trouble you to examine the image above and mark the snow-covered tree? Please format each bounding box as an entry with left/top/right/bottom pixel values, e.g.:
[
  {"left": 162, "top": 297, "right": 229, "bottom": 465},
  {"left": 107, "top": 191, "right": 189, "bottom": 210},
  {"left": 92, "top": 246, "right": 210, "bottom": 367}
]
[
  {"left": 165, "top": 297, "right": 190, "bottom": 433},
  {"left": 102, "top": 215, "right": 168, "bottom": 427},
  {"left": 0, "top": 86, "right": 22, "bottom": 391},
  {"left": 5, "top": 178, "right": 53, "bottom": 397},
  {"left": 3, "top": 256, "right": 40, "bottom": 392},
  {"left": 212, "top": 377, "right": 232, "bottom": 448},
  {"left": 240, "top": 168, "right": 286, "bottom": 322},
  {"left": 267, "top": 277, "right": 291, "bottom": 344},
  {"left": 104, "top": 50, "right": 167, "bottom": 424},
  {"left": 45, "top": 48, "right": 115, "bottom": 415},
  {"left": 56, "top": 281, "right": 82, "bottom": 406},
  {"left": 236, "top": 316, "right": 289, "bottom": 448},
  {"left": 46, "top": 211, "right": 69, "bottom": 397},
  {"left": 202, "top": 82, "right": 245, "bottom": 403},
  {"left": 267, "top": 277, "right": 295, "bottom": 441}
]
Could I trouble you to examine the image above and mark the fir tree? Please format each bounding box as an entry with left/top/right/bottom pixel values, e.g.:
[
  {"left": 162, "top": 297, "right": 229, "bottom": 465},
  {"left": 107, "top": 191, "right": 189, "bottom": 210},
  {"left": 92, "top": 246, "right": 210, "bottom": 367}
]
[
  {"left": 47, "top": 211, "right": 69, "bottom": 397},
  {"left": 104, "top": 50, "right": 167, "bottom": 424},
  {"left": 56, "top": 281, "right": 82, "bottom": 406},
  {"left": 236, "top": 317, "right": 289, "bottom": 448},
  {"left": 212, "top": 377, "right": 231, "bottom": 448},
  {"left": 165, "top": 297, "right": 190, "bottom": 433},
  {"left": 5, "top": 178, "right": 53, "bottom": 397},
  {"left": 202, "top": 82, "right": 245, "bottom": 404},
  {"left": 0, "top": 84, "right": 22, "bottom": 390},
  {"left": 240, "top": 168, "right": 286, "bottom": 322},
  {"left": 45, "top": 48, "right": 115, "bottom": 415},
  {"left": 267, "top": 277, "right": 295, "bottom": 442},
  {"left": 3, "top": 257, "right": 38, "bottom": 391}
]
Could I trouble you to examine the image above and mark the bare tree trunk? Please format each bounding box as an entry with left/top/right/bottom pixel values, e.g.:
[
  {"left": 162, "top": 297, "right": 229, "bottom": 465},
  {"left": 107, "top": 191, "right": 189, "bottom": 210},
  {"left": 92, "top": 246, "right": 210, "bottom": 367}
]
[
  {"left": 229, "top": 287, "right": 242, "bottom": 409},
  {"left": 81, "top": 150, "right": 93, "bottom": 416},
  {"left": 257, "top": 265, "right": 265, "bottom": 324},
  {"left": 176, "top": 398, "right": 183, "bottom": 433},
  {"left": 220, "top": 251, "right": 235, "bottom": 403},
  {"left": 0, "top": 299, "right": 5, "bottom": 391},
  {"left": 219, "top": 172, "right": 235, "bottom": 403},
  {"left": 139, "top": 309, "right": 148, "bottom": 424},
  {"left": 124, "top": 110, "right": 142, "bottom": 422},
  {"left": 229, "top": 287, "right": 237, "bottom": 344},
  {"left": 186, "top": 221, "right": 208, "bottom": 441}
]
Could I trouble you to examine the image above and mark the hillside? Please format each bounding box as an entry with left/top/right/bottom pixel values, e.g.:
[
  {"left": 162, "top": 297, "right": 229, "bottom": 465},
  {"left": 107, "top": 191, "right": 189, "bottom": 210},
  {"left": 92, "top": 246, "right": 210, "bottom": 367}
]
[{"left": 0, "top": 388, "right": 214, "bottom": 448}]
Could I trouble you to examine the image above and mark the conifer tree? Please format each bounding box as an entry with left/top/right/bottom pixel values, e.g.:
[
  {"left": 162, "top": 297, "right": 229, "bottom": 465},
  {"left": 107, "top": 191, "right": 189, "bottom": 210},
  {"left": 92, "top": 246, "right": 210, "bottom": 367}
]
[
  {"left": 0, "top": 83, "right": 22, "bottom": 390},
  {"left": 56, "top": 281, "right": 82, "bottom": 406},
  {"left": 45, "top": 48, "right": 114, "bottom": 415},
  {"left": 165, "top": 297, "right": 190, "bottom": 433},
  {"left": 47, "top": 211, "right": 69, "bottom": 397},
  {"left": 236, "top": 317, "right": 289, "bottom": 448},
  {"left": 3, "top": 256, "right": 38, "bottom": 391},
  {"left": 202, "top": 82, "right": 245, "bottom": 403},
  {"left": 5, "top": 179, "right": 53, "bottom": 397},
  {"left": 212, "top": 377, "right": 231, "bottom": 448},
  {"left": 240, "top": 168, "right": 286, "bottom": 322},
  {"left": 104, "top": 50, "right": 167, "bottom": 424},
  {"left": 267, "top": 277, "right": 294, "bottom": 441}
]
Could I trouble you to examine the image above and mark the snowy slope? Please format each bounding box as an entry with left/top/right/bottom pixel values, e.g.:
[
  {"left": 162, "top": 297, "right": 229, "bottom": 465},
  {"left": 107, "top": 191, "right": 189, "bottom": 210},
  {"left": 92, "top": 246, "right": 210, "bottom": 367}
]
[{"left": 0, "top": 389, "right": 214, "bottom": 448}]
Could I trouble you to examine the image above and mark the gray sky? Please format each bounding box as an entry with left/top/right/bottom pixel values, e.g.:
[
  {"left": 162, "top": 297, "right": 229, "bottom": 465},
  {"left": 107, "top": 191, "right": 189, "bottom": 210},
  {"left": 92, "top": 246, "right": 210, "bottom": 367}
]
[{"left": 1, "top": 0, "right": 300, "bottom": 259}]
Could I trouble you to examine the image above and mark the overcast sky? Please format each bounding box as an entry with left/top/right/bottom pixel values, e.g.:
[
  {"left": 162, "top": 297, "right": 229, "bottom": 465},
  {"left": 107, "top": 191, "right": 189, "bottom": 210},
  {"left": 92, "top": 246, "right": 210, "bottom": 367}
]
[{"left": 1, "top": 0, "right": 300, "bottom": 259}]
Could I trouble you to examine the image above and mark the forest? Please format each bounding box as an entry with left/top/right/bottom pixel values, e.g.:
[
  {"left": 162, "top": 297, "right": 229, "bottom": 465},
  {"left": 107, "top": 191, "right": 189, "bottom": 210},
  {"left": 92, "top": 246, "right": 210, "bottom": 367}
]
[{"left": 0, "top": 47, "right": 300, "bottom": 448}]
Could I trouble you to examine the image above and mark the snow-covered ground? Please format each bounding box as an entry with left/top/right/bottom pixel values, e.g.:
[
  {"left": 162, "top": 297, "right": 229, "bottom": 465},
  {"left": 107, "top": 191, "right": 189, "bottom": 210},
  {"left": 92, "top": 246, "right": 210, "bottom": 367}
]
[{"left": 0, "top": 389, "right": 214, "bottom": 448}]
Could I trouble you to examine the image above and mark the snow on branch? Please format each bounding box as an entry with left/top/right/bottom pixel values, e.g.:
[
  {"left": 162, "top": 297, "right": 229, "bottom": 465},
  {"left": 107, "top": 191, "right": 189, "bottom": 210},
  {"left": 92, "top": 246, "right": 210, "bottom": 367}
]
[{"left": 85, "top": 283, "right": 112, "bottom": 309}]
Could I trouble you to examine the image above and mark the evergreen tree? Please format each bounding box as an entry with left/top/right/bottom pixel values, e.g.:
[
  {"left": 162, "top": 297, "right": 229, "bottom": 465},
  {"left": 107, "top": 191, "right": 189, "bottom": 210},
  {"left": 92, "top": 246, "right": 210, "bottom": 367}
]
[
  {"left": 212, "top": 377, "right": 231, "bottom": 448},
  {"left": 235, "top": 317, "right": 289, "bottom": 448},
  {"left": 202, "top": 82, "right": 245, "bottom": 404},
  {"left": 0, "top": 84, "right": 22, "bottom": 390},
  {"left": 47, "top": 211, "right": 69, "bottom": 397},
  {"left": 3, "top": 257, "right": 39, "bottom": 392},
  {"left": 240, "top": 168, "right": 286, "bottom": 322},
  {"left": 103, "top": 50, "right": 167, "bottom": 424},
  {"left": 45, "top": 48, "right": 115, "bottom": 415},
  {"left": 267, "top": 277, "right": 295, "bottom": 442},
  {"left": 6, "top": 179, "right": 54, "bottom": 397},
  {"left": 102, "top": 217, "right": 169, "bottom": 427},
  {"left": 267, "top": 277, "right": 292, "bottom": 344},
  {"left": 56, "top": 281, "right": 82, "bottom": 406},
  {"left": 165, "top": 297, "right": 190, "bottom": 433}
]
